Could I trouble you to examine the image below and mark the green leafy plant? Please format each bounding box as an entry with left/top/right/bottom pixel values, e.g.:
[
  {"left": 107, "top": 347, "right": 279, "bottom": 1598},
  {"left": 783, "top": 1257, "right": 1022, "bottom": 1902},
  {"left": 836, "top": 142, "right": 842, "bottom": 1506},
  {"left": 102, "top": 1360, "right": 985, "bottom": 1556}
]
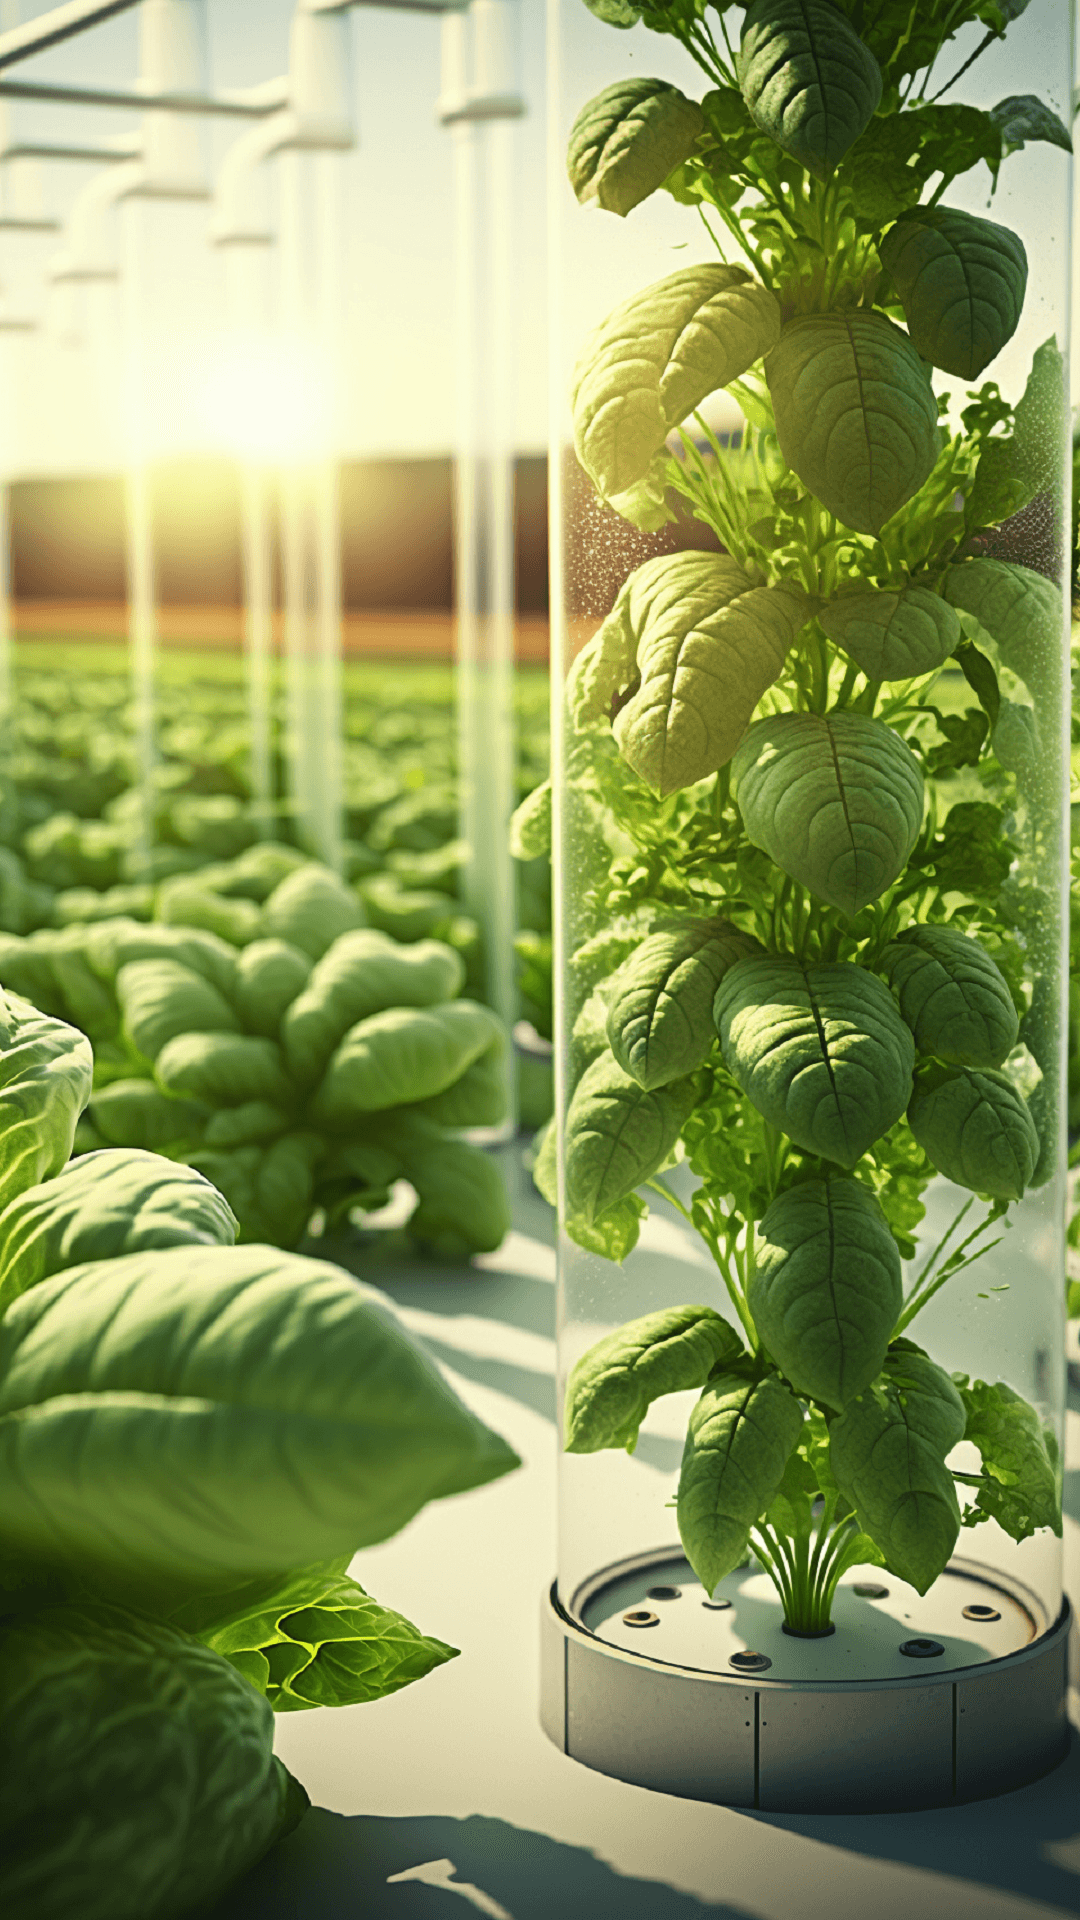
[
  {"left": 554, "top": 0, "right": 1067, "bottom": 1634},
  {"left": 0, "top": 988, "right": 519, "bottom": 1918},
  {"left": 0, "top": 860, "right": 511, "bottom": 1258}
]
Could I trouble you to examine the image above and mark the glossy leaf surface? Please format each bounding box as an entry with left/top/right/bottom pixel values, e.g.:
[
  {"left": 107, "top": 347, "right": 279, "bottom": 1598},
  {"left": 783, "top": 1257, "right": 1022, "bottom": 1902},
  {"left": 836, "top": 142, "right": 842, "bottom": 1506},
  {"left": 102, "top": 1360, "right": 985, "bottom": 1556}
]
[
  {"left": 715, "top": 955, "right": 914, "bottom": 1166},
  {"left": 955, "top": 1377, "right": 1062, "bottom": 1542},
  {"left": 0, "top": 997, "right": 92, "bottom": 1217},
  {"left": 942, "top": 559, "right": 1062, "bottom": 698},
  {"left": 732, "top": 711, "right": 925, "bottom": 916}
]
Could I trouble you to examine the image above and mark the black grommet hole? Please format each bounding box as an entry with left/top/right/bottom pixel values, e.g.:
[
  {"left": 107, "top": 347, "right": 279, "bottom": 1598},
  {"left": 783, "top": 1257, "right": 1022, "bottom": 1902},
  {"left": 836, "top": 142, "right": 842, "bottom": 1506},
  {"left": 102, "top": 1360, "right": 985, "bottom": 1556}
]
[
  {"left": 899, "top": 1637, "right": 945, "bottom": 1658},
  {"left": 962, "top": 1604, "right": 1001, "bottom": 1622},
  {"left": 645, "top": 1585, "right": 682, "bottom": 1601},
  {"left": 702, "top": 1596, "right": 732, "bottom": 1611},
  {"left": 623, "top": 1609, "right": 659, "bottom": 1628},
  {"left": 730, "top": 1650, "right": 771, "bottom": 1672},
  {"left": 853, "top": 1583, "right": 889, "bottom": 1599}
]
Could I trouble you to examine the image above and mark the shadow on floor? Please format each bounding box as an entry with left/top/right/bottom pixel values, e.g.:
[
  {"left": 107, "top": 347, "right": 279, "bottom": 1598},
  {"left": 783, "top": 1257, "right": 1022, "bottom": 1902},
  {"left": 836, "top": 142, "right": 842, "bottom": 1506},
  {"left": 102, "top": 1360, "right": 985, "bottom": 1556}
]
[
  {"left": 216, "top": 1809, "right": 750, "bottom": 1920},
  {"left": 745, "top": 1733, "right": 1080, "bottom": 1916}
]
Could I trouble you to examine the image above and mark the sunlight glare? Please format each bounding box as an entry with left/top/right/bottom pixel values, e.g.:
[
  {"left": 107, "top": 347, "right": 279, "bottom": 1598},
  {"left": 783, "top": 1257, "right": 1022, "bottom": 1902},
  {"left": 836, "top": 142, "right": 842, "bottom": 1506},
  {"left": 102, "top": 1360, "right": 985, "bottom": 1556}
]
[{"left": 192, "top": 332, "right": 330, "bottom": 461}]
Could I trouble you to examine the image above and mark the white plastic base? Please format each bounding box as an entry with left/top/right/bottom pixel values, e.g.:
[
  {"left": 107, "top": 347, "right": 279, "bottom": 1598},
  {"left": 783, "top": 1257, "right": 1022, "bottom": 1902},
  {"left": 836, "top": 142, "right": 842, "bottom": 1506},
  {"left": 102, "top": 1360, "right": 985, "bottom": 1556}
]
[{"left": 541, "top": 1548, "right": 1070, "bottom": 1812}]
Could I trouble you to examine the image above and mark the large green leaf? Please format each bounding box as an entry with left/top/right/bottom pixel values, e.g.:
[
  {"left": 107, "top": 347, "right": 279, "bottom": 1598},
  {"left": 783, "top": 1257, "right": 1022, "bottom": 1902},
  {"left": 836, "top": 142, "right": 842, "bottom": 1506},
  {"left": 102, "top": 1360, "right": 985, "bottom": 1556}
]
[
  {"left": 677, "top": 1371, "right": 804, "bottom": 1593},
  {"left": 0, "top": 1149, "right": 237, "bottom": 1313},
  {"left": 954, "top": 1376, "right": 1061, "bottom": 1542},
  {"left": 0, "top": 1602, "right": 305, "bottom": 1920},
  {"left": 188, "top": 1563, "right": 457, "bottom": 1713},
  {"left": 568, "top": 79, "right": 705, "bottom": 217},
  {"left": 90, "top": 1079, "right": 208, "bottom": 1154},
  {"left": 0, "top": 997, "right": 93, "bottom": 1218},
  {"left": 233, "top": 939, "right": 312, "bottom": 1039},
  {"left": 714, "top": 955, "right": 914, "bottom": 1166},
  {"left": 281, "top": 930, "right": 464, "bottom": 1086},
  {"left": 509, "top": 780, "right": 552, "bottom": 860},
  {"left": 606, "top": 916, "right": 762, "bottom": 1089},
  {"left": 942, "top": 559, "right": 1063, "bottom": 699},
  {"left": 571, "top": 263, "right": 780, "bottom": 511},
  {"left": 748, "top": 1176, "right": 901, "bottom": 1411},
  {"left": 829, "top": 1341, "right": 965, "bottom": 1593},
  {"left": 563, "top": 1047, "right": 698, "bottom": 1224},
  {"left": 84, "top": 919, "right": 239, "bottom": 1000},
  {"left": 0, "top": 1243, "right": 519, "bottom": 1607},
  {"left": 738, "top": 0, "right": 882, "bottom": 179},
  {"left": 989, "top": 93, "right": 1072, "bottom": 158},
  {"left": 378, "top": 1115, "right": 511, "bottom": 1258},
  {"left": 879, "top": 923, "right": 1018, "bottom": 1068},
  {"left": 879, "top": 207, "right": 1027, "bottom": 380},
  {"left": 907, "top": 1062, "right": 1039, "bottom": 1199},
  {"left": 116, "top": 958, "right": 241, "bottom": 1062},
  {"left": 732, "top": 712, "right": 924, "bottom": 916},
  {"left": 258, "top": 864, "right": 366, "bottom": 961},
  {"left": 155, "top": 1032, "right": 294, "bottom": 1110},
  {"left": 606, "top": 553, "right": 810, "bottom": 794},
  {"left": 818, "top": 584, "right": 960, "bottom": 682},
  {"left": 564, "top": 1304, "right": 743, "bottom": 1454},
  {"left": 310, "top": 1000, "right": 501, "bottom": 1124},
  {"left": 766, "top": 310, "right": 940, "bottom": 533}
]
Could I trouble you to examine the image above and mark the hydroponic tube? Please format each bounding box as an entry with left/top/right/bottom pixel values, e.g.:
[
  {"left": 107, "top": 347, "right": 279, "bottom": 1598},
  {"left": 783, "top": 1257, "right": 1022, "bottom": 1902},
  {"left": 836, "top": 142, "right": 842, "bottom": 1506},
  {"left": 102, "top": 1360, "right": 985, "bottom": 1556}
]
[{"left": 545, "top": 0, "right": 1072, "bottom": 1810}]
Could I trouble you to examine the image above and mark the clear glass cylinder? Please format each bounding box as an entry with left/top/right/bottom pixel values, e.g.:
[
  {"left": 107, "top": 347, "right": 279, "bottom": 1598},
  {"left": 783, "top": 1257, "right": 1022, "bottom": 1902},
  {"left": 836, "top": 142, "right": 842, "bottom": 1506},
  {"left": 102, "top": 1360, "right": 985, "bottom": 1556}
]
[{"left": 549, "top": 0, "right": 1071, "bottom": 1680}]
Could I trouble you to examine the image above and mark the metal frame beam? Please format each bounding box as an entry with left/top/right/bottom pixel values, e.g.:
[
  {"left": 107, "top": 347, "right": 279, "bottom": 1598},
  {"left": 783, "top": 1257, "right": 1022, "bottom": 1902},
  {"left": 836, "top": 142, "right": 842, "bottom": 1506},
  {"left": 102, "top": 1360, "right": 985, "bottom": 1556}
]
[{"left": 0, "top": 0, "right": 140, "bottom": 72}]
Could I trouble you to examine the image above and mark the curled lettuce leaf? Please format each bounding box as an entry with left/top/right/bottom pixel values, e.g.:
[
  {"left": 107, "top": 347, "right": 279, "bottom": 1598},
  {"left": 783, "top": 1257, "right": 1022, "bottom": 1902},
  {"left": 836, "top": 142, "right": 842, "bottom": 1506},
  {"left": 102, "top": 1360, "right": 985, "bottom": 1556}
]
[
  {"left": 310, "top": 1000, "right": 501, "bottom": 1124},
  {"left": 0, "top": 1242, "right": 519, "bottom": 1608},
  {"left": 0, "top": 1148, "right": 237, "bottom": 1312},
  {"left": 182, "top": 1560, "right": 458, "bottom": 1712},
  {"left": 0, "top": 994, "right": 93, "bottom": 1216},
  {"left": 117, "top": 958, "right": 241, "bottom": 1062},
  {"left": 233, "top": 938, "right": 313, "bottom": 1039},
  {"left": 281, "top": 930, "right": 464, "bottom": 1086},
  {"left": 0, "top": 1601, "right": 306, "bottom": 1920},
  {"left": 155, "top": 1031, "right": 294, "bottom": 1109},
  {"left": 257, "top": 863, "right": 366, "bottom": 961}
]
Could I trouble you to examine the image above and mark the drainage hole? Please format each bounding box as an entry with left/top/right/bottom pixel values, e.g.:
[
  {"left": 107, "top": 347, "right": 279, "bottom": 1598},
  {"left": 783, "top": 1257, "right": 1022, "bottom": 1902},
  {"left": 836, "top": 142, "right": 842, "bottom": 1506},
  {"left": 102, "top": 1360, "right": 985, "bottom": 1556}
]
[
  {"left": 962, "top": 1604, "right": 1001, "bottom": 1622},
  {"left": 730, "top": 1650, "right": 771, "bottom": 1672},
  {"left": 623, "top": 1609, "right": 659, "bottom": 1628},
  {"left": 852, "top": 1583, "right": 889, "bottom": 1599},
  {"left": 899, "top": 1637, "right": 945, "bottom": 1658},
  {"left": 645, "top": 1585, "right": 682, "bottom": 1601},
  {"left": 702, "top": 1596, "right": 732, "bottom": 1611}
]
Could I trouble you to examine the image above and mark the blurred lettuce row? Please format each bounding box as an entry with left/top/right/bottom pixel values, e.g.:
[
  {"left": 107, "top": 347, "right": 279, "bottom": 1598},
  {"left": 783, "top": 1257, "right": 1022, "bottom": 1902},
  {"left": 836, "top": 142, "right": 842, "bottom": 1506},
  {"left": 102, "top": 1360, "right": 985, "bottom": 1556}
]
[
  {"left": 0, "top": 856, "right": 512, "bottom": 1258},
  {"left": 0, "top": 988, "right": 519, "bottom": 1920}
]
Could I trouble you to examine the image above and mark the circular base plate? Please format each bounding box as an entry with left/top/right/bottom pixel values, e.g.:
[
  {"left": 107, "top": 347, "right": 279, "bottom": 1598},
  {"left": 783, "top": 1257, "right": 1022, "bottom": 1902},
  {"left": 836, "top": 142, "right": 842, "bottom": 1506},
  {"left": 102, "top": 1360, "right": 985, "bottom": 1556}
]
[
  {"left": 540, "top": 1549, "right": 1070, "bottom": 1813},
  {"left": 580, "top": 1550, "right": 1038, "bottom": 1684}
]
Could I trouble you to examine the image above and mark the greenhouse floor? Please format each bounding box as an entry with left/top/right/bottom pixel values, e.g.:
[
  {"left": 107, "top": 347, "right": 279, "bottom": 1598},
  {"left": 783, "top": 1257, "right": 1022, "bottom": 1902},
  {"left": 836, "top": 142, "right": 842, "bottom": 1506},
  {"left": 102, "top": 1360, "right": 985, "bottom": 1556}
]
[{"left": 217, "top": 1151, "right": 1080, "bottom": 1920}]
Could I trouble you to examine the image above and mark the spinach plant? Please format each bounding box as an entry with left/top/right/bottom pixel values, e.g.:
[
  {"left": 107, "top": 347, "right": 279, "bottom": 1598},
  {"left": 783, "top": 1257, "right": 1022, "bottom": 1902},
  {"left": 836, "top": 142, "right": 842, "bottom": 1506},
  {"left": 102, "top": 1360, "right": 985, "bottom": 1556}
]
[{"left": 553, "top": 0, "right": 1068, "bottom": 1634}]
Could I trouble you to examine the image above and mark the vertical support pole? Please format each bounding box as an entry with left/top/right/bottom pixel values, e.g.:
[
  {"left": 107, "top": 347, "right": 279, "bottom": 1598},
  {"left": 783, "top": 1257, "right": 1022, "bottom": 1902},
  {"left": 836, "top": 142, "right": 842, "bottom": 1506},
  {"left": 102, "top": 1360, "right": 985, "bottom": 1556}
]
[
  {"left": 443, "top": 0, "right": 523, "bottom": 1133},
  {"left": 277, "top": 142, "right": 343, "bottom": 872},
  {"left": 225, "top": 243, "right": 276, "bottom": 838},
  {"left": 122, "top": 194, "right": 157, "bottom": 869}
]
